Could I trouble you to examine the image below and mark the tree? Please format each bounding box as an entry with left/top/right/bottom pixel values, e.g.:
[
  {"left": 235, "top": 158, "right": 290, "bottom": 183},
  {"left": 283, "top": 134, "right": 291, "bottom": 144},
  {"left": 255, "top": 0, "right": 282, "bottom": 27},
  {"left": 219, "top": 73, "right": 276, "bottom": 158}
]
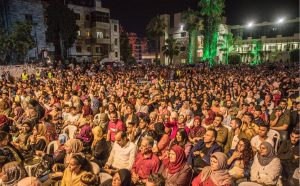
[
  {"left": 46, "top": 0, "right": 79, "bottom": 59},
  {"left": 199, "top": 0, "right": 225, "bottom": 67},
  {"left": 9, "top": 21, "right": 35, "bottom": 62},
  {"left": 182, "top": 9, "right": 202, "bottom": 64},
  {"left": 120, "top": 30, "right": 134, "bottom": 65},
  {"left": 162, "top": 37, "right": 180, "bottom": 65},
  {"left": 249, "top": 39, "right": 262, "bottom": 65},
  {"left": 219, "top": 32, "right": 235, "bottom": 64},
  {"left": 146, "top": 16, "right": 166, "bottom": 65},
  {"left": 0, "top": 28, "right": 8, "bottom": 64}
]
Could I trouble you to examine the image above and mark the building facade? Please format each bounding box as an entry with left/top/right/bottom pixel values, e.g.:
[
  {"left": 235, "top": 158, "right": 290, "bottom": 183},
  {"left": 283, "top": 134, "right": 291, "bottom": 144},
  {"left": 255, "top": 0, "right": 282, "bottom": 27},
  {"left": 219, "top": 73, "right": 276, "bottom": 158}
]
[
  {"left": 67, "top": 0, "right": 120, "bottom": 62},
  {"left": 0, "top": 0, "right": 47, "bottom": 60},
  {"left": 230, "top": 17, "right": 300, "bottom": 63},
  {"left": 159, "top": 13, "right": 228, "bottom": 65}
]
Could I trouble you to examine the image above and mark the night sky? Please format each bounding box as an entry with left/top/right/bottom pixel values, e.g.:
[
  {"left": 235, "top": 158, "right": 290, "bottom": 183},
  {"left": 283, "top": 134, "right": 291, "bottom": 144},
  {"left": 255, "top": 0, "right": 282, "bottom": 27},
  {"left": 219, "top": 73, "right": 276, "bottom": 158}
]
[{"left": 101, "top": 0, "right": 299, "bottom": 37}]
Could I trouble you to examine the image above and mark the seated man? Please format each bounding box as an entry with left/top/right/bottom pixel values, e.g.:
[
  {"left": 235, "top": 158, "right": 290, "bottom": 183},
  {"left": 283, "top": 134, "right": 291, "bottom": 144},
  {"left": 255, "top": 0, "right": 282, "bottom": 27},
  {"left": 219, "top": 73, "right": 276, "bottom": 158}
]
[
  {"left": 209, "top": 114, "right": 228, "bottom": 148},
  {"left": 105, "top": 131, "right": 137, "bottom": 174},
  {"left": 270, "top": 106, "right": 290, "bottom": 140},
  {"left": 240, "top": 112, "right": 259, "bottom": 140},
  {"left": 224, "top": 118, "right": 248, "bottom": 154},
  {"left": 187, "top": 129, "right": 222, "bottom": 174},
  {"left": 278, "top": 128, "right": 299, "bottom": 181},
  {"left": 251, "top": 124, "right": 274, "bottom": 153},
  {"left": 131, "top": 136, "right": 160, "bottom": 185}
]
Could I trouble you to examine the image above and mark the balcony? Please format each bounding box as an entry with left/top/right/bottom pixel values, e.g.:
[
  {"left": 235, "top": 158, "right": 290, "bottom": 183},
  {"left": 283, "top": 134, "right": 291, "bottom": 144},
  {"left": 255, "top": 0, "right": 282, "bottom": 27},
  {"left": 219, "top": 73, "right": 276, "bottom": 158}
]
[{"left": 92, "top": 37, "right": 110, "bottom": 44}]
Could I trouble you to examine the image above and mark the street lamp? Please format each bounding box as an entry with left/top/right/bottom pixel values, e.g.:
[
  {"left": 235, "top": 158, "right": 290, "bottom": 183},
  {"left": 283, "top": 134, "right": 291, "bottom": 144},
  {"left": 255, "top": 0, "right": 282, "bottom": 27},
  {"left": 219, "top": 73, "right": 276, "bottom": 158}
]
[
  {"left": 276, "top": 17, "right": 285, "bottom": 24},
  {"left": 247, "top": 21, "right": 254, "bottom": 28},
  {"left": 180, "top": 24, "right": 184, "bottom": 31}
]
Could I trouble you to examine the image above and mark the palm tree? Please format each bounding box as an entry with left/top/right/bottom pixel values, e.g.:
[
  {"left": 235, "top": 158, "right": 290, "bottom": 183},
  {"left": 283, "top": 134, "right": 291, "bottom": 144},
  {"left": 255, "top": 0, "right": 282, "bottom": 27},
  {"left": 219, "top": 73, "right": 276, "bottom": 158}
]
[
  {"left": 182, "top": 9, "right": 202, "bottom": 64},
  {"left": 162, "top": 37, "right": 180, "bottom": 65},
  {"left": 146, "top": 16, "right": 166, "bottom": 65},
  {"left": 199, "top": 0, "right": 225, "bottom": 67}
]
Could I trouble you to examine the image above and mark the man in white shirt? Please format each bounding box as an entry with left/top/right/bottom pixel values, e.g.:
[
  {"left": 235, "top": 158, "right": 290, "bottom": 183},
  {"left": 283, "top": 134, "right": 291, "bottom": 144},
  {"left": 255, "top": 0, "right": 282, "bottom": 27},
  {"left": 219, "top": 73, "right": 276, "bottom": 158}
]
[
  {"left": 251, "top": 124, "right": 274, "bottom": 153},
  {"left": 105, "top": 131, "right": 138, "bottom": 174}
]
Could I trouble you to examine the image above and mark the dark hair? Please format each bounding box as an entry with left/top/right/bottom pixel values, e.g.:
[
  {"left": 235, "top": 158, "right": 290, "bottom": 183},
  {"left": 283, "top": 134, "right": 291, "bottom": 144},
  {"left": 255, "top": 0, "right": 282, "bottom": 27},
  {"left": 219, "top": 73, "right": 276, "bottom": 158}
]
[
  {"left": 237, "top": 138, "right": 254, "bottom": 170},
  {"left": 292, "top": 128, "right": 300, "bottom": 135},
  {"left": 147, "top": 173, "right": 165, "bottom": 186},
  {"left": 71, "top": 154, "right": 92, "bottom": 172},
  {"left": 260, "top": 123, "right": 270, "bottom": 131},
  {"left": 232, "top": 118, "right": 242, "bottom": 127},
  {"left": 0, "top": 131, "right": 9, "bottom": 141},
  {"left": 244, "top": 112, "right": 254, "bottom": 121},
  {"left": 207, "top": 128, "right": 217, "bottom": 139},
  {"left": 80, "top": 172, "right": 99, "bottom": 185},
  {"left": 174, "top": 128, "right": 188, "bottom": 147},
  {"left": 140, "top": 116, "right": 150, "bottom": 124},
  {"left": 215, "top": 114, "right": 224, "bottom": 121}
]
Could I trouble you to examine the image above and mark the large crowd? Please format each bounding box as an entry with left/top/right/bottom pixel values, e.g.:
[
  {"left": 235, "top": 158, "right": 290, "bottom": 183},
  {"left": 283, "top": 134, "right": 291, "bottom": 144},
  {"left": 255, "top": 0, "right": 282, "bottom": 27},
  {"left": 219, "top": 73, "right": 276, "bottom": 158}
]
[{"left": 0, "top": 62, "right": 299, "bottom": 186}]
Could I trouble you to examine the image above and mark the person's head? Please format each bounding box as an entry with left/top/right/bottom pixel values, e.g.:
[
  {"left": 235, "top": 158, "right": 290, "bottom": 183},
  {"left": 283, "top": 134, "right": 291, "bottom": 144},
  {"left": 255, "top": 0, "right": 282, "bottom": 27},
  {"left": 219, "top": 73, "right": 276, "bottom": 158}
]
[
  {"left": 279, "top": 99, "right": 288, "bottom": 110},
  {"left": 146, "top": 173, "right": 165, "bottom": 186},
  {"left": 275, "top": 106, "right": 283, "bottom": 116},
  {"left": 210, "top": 152, "right": 228, "bottom": 171},
  {"left": 203, "top": 129, "right": 217, "bottom": 143},
  {"left": 64, "top": 139, "right": 83, "bottom": 154},
  {"left": 169, "top": 144, "right": 185, "bottom": 164},
  {"left": 110, "top": 111, "right": 118, "bottom": 123},
  {"left": 160, "top": 99, "right": 167, "bottom": 108},
  {"left": 259, "top": 142, "right": 274, "bottom": 157},
  {"left": 253, "top": 108, "right": 262, "bottom": 119},
  {"left": 58, "top": 133, "right": 69, "bottom": 145},
  {"left": 69, "top": 154, "right": 91, "bottom": 174},
  {"left": 80, "top": 172, "right": 99, "bottom": 186},
  {"left": 115, "top": 131, "right": 128, "bottom": 147},
  {"left": 21, "top": 122, "right": 31, "bottom": 133},
  {"left": 236, "top": 138, "right": 253, "bottom": 166},
  {"left": 213, "top": 114, "right": 223, "bottom": 127},
  {"left": 126, "top": 104, "right": 134, "bottom": 114},
  {"left": 218, "top": 107, "right": 228, "bottom": 116},
  {"left": 112, "top": 169, "right": 131, "bottom": 186},
  {"left": 242, "top": 112, "right": 253, "bottom": 124},
  {"left": 149, "top": 112, "right": 158, "bottom": 122},
  {"left": 139, "top": 116, "right": 150, "bottom": 129},
  {"left": 0, "top": 131, "right": 10, "bottom": 146},
  {"left": 193, "top": 116, "right": 201, "bottom": 127},
  {"left": 258, "top": 124, "right": 270, "bottom": 138},
  {"left": 290, "top": 128, "right": 300, "bottom": 145},
  {"left": 175, "top": 128, "right": 188, "bottom": 143},
  {"left": 140, "top": 136, "right": 154, "bottom": 154},
  {"left": 230, "top": 118, "right": 242, "bottom": 130},
  {"left": 17, "top": 177, "right": 42, "bottom": 186},
  {"left": 126, "top": 122, "right": 135, "bottom": 133}
]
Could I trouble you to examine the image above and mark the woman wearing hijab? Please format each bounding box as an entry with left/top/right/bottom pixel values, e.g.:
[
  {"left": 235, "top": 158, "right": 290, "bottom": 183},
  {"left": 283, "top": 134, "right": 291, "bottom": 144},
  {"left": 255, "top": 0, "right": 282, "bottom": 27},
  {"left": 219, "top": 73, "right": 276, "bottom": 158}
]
[
  {"left": 101, "top": 168, "right": 132, "bottom": 186},
  {"left": 76, "top": 123, "right": 93, "bottom": 147},
  {"left": 28, "top": 123, "right": 48, "bottom": 156},
  {"left": 159, "top": 145, "right": 192, "bottom": 186},
  {"left": 192, "top": 152, "right": 232, "bottom": 186},
  {"left": 91, "top": 126, "right": 110, "bottom": 167},
  {"left": 201, "top": 109, "right": 215, "bottom": 129},
  {"left": 238, "top": 142, "right": 281, "bottom": 186}
]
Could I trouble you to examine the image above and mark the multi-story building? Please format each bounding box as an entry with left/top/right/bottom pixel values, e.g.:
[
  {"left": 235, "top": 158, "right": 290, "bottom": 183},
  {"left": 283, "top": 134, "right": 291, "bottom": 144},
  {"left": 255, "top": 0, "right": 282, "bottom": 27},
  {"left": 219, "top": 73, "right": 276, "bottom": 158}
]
[
  {"left": 159, "top": 13, "right": 228, "bottom": 65},
  {"left": 128, "top": 32, "right": 142, "bottom": 62},
  {"left": 229, "top": 17, "right": 300, "bottom": 63},
  {"left": 0, "top": 0, "right": 47, "bottom": 60},
  {"left": 67, "top": 0, "right": 120, "bottom": 62}
]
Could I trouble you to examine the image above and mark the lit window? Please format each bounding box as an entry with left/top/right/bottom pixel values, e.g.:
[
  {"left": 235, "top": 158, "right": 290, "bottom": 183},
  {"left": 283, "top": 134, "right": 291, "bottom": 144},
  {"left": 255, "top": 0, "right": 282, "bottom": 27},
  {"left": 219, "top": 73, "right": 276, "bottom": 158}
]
[
  {"left": 77, "top": 31, "right": 81, "bottom": 36},
  {"left": 86, "top": 31, "right": 90, "bottom": 37},
  {"left": 97, "top": 31, "right": 103, "bottom": 38}
]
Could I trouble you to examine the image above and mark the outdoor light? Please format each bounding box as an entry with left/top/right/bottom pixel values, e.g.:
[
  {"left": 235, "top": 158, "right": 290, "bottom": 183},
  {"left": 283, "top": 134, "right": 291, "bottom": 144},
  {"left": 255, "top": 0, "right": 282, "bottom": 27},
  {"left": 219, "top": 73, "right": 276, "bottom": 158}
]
[
  {"left": 247, "top": 22, "right": 254, "bottom": 28},
  {"left": 180, "top": 24, "right": 184, "bottom": 31},
  {"left": 277, "top": 17, "right": 285, "bottom": 24}
]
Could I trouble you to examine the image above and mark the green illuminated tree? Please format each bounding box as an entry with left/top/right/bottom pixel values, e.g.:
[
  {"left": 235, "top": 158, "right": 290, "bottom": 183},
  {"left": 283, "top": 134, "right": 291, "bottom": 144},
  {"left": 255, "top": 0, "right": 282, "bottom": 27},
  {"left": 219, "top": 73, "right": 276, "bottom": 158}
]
[
  {"left": 146, "top": 16, "right": 166, "bottom": 65},
  {"left": 162, "top": 37, "right": 180, "bottom": 65},
  {"left": 249, "top": 40, "right": 262, "bottom": 65},
  {"left": 199, "top": 0, "right": 225, "bottom": 67},
  {"left": 182, "top": 9, "right": 202, "bottom": 64}
]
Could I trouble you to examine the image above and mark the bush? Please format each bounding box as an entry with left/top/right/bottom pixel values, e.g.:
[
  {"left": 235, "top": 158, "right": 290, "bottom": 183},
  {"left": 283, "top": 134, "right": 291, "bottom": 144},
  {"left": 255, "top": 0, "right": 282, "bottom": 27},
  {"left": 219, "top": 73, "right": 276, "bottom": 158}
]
[{"left": 290, "top": 49, "right": 299, "bottom": 63}]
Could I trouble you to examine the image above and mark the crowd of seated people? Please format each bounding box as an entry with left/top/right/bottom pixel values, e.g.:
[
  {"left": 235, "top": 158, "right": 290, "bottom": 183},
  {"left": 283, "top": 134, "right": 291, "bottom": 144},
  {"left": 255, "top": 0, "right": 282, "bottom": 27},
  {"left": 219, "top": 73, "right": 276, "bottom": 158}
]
[{"left": 0, "top": 61, "right": 299, "bottom": 186}]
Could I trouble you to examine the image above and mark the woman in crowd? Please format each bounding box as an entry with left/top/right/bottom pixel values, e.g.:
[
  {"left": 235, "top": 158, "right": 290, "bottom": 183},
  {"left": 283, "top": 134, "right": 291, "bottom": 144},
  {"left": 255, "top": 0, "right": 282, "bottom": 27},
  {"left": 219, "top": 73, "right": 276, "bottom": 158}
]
[
  {"left": 91, "top": 125, "right": 110, "bottom": 167},
  {"left": 159, "top": 145, "right": 192, "bottom": 186},
  {"left": 227, "top": 138, "right": 253, "bottom": 183},
  {"left": 192, "top": 152, "right": 232, "bottom": 186},
  {"left": 239, "top": 142, "right": 282, "bottom": 186},
  {"left": 101, "top": 168, "right": 132, "bottom": 186},
  {"left": 28, "top": 123, "right": 48, "bottom": 156},
  {"left": 201, "top": 109, "right": 215, "bottom": 129},
  {"left": 189, "top": 116, "right": 206, "bottom": 145},
  {"left": 61, "top": 154, "right": 92, "bottom": 186},
  {"left": 169, "top": 128, "right": 192, "bottom": 157},
  {"left": 76, "top": 122, "right": 93, "bottom": 147}
]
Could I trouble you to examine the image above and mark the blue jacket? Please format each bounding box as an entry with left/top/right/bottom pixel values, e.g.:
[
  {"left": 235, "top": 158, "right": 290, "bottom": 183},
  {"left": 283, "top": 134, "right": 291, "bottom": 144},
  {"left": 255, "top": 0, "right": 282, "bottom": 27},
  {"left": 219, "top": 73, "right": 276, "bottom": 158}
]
[{"left": 187, "top": 140, "right": 222, "bottom": 166}]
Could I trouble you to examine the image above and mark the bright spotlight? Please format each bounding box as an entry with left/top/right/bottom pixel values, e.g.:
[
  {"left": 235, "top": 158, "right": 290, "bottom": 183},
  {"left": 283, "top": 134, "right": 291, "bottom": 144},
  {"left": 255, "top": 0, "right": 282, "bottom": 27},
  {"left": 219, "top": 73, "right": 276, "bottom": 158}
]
[
  {"left": 180, "top": 24, "right": 184, "bottom": 31},
  {"left": 247, "top": 22, "right": 254, "bottom": 28},
  {"left": 277, "top": 17, "right": 285, "bottom": 24}
]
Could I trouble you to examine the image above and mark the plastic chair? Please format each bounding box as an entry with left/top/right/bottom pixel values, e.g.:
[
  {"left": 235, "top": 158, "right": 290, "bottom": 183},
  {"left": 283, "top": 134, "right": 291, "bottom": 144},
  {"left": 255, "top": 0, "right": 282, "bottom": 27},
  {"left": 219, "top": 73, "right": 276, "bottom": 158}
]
[
  {"left": 267, "top": 129, "right": 281, "bottom": 153},
  {"left": 46, "top": 140, "right": 58, "bottom": 155},
  {"left": 62, "top": 125, "right": 77, "bottom": 139}
]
